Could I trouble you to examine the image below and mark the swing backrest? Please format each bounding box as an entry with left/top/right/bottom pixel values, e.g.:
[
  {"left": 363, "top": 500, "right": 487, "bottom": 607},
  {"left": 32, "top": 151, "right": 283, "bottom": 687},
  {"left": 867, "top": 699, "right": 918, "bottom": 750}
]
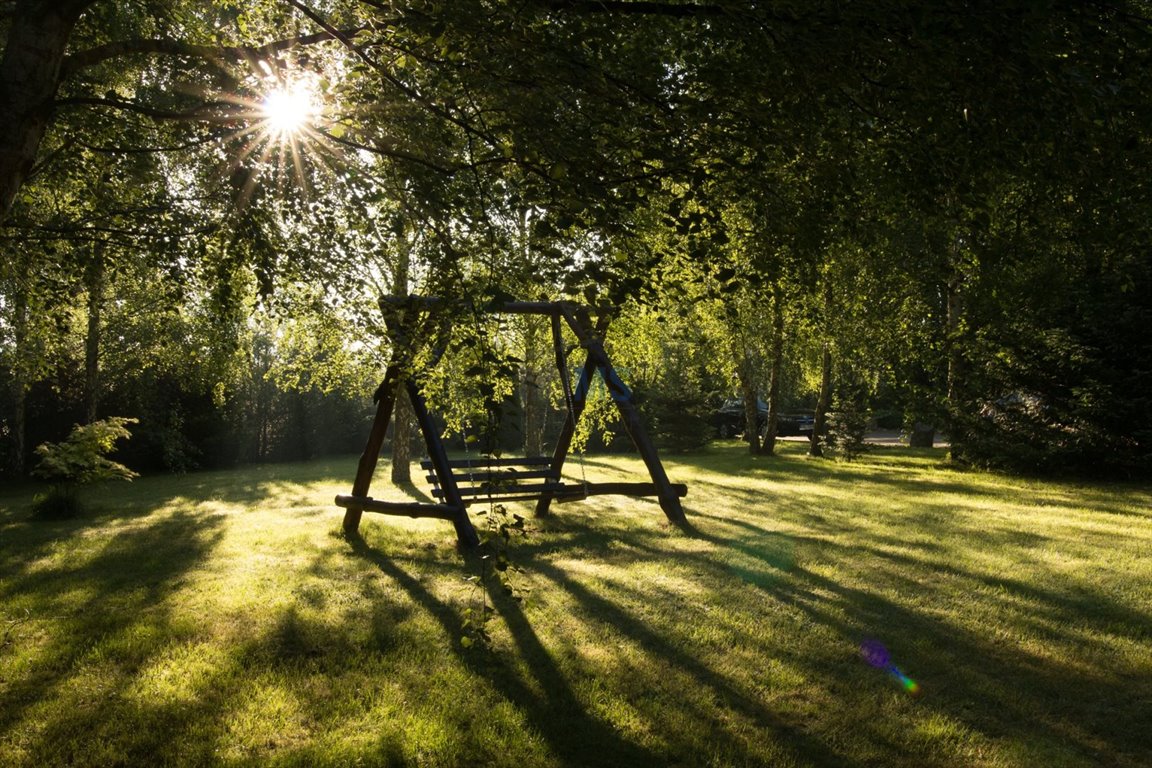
[{"left": 419, "top": 456, "right": 577, "bottom": 505}]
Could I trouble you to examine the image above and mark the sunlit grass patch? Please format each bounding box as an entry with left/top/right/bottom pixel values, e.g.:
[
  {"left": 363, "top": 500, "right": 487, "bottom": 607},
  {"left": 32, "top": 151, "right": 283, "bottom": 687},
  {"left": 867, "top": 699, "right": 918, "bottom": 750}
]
[{"left": 1, "top": 446, "right": 1150, "bottom": 767}]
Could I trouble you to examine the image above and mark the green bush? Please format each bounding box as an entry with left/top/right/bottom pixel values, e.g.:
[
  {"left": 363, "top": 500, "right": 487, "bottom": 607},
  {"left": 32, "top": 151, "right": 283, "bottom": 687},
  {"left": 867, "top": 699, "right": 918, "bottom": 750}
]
[
  {"left": 825, "top": 390, "right": 871, "bottom": 461},
  {"left": 646, "top": 394, "right": 713, "bottom": 452},
  {"left": 31, "top": 417, "right": 139, "bottom": 518}
]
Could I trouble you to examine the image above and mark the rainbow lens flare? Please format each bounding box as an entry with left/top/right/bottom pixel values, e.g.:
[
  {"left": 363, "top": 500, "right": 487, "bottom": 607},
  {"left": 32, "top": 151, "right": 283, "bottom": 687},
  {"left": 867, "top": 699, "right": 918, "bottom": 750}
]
[{"left": 860, "top": 639, "right": 922, "bottom": 697}]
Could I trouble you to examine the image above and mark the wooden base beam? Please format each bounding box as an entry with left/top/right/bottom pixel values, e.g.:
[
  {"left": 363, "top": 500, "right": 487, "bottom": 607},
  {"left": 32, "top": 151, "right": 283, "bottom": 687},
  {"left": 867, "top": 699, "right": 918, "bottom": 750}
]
[{"left": 335, "top": 494, "right": 462, "bottom": 521}]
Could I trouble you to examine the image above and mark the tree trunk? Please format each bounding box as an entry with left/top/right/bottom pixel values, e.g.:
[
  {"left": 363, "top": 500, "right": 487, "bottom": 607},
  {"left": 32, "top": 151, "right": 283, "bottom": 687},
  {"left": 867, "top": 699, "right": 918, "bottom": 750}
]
[
  {"left": 945, "top": 264, "right": 967, "bottom": 462},
  {"left": 389, "top": 226, "right": 413, "bottom": 483},
  {"left": 738, "top": 370, "right": 761, "bottom": 455},
  {"left": 0, "top": 2, "right": 91, "bottom": 221},
  {"left": 725, "top": 313, "right": 761, "bottom": 454},
  {"left": 810, "top": 341, "right": 833, "bottom": 457},
  {"left": 7, "top": 267, "right": 30, "bottom": 475},
  {"left": 520, "top": 317, "right": 547, "bottom": 457},
  {"left": 390, "top": 388, "right": 414, "bottom": 483},
  {"left": 84, "top": 243, "right": 105, "bottom": 423},
  {"left": 761, "top": 290, "right": 785, "bottom": 456}
]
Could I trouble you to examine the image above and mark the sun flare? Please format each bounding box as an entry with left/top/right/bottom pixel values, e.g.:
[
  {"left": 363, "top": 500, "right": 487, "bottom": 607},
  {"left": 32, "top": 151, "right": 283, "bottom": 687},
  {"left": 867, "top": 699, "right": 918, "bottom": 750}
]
[
  {"left": 262, "top": 83, "right": 316, "bottom": 135},
  {"left": 220, "top": 69, "right": 341, "bottom": 205}
]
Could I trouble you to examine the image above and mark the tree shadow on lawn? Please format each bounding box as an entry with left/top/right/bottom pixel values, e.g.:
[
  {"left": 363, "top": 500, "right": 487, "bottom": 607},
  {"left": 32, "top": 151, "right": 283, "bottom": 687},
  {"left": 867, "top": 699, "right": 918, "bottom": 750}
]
[
  {"left": 517, "top": 556, "right": 849, "bottom": 766},
  {"left": 461, "top": 499, "right": 1149, "bottom": 767},
  {"left": 344, "top": 532, "right": 665, "bottom": 768},
  {"left": 683, "top": 466, "right": 1146, "bottom": 560},
  {"left": 671, "top": 443, "right": 1152, "bottom": 518},
  {"left": 0, "top": 510, "right": 227, "bottom": 765},
  {"left": 347, "top": 512, "right": 853, "bottom": 767},
  {"left": 102, "top": 456, "right": 359, "bottom": 513},
  {"left": 672, "top": 510, "right": 1152, "bottom": 767}
]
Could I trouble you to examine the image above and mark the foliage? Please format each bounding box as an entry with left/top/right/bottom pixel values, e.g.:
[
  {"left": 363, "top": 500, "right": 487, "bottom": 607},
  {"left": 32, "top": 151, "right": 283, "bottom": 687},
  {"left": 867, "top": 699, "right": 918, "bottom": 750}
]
[
  {"left": 643, "top": 392, "right": 713, "bottom": 453},
  {"left": 30, "top": 416, "right": 138, "bottom": 517},
  {"left": 461, "top": 500, "right": 529, "bottom": 650},
  {"left": 2, "top": 0, "right": 1152, "bottom": 478},
  {"left": 824, "top": 387, "right": 872, "bottom": 462},
  {"left": 32, "top": 417, "right": 139, "bottom": 486}
]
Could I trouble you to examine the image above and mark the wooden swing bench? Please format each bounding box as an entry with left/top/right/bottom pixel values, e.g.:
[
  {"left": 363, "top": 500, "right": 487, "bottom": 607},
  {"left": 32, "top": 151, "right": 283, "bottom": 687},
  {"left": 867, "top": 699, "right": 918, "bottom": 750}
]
[
  {"left": 419, "top": 456, "right": 687, "bottom": 506},
  {"left": 336, "top": 296, "right": 688, "bottom": 548}
]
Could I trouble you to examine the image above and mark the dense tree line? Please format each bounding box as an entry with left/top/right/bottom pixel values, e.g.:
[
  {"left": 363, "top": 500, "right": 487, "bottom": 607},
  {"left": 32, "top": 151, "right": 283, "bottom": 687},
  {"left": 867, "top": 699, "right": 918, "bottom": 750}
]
[{"left": 1, "top": 1, "right": 1149, "bottom": 479}]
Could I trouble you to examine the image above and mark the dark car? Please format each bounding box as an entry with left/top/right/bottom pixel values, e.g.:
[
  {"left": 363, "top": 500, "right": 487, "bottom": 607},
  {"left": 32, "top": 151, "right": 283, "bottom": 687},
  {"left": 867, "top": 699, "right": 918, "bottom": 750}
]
[
  {"left": 712, "top": 399, "right": 758, "bottom": 439},
  {"left": 775, "top": 413, "right": 816, "bottom": 438},
  {"left": 711, "top": 399, "right": 814, "bottom": 439}
]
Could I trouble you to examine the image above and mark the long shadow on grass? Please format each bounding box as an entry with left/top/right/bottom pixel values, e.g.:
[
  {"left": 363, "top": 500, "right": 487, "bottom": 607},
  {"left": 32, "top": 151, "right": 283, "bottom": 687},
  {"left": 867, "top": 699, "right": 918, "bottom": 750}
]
[
  {"left": 508, "top": 505, "right": 1151, "bottom": 766},
  {"left": 0, "top": 510, "right": 226, "bottom": 765},
  {"left": 98, "top": 456, "right": 360, "bottom": 513},
  {"left": 675, "top": 511, "right": 1152, "bottom": 766},
  {"left": 521, "top": 554, "right": 849, "bottom": 767},
  {"left": 451, "top": 511, "right": 853, "bottom": 765},
  {"left": 775, "top": 562, "right": 1150, "bottom": 766},
  {"left": 346, "top": 533, "right": 662, "bottom": 768}
]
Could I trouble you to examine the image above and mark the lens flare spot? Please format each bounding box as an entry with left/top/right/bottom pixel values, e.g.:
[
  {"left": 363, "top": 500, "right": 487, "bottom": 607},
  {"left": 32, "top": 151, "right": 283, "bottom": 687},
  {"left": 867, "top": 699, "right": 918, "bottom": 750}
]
[{"left": 860, "top": 639, "right": 922, "bottom": 698}]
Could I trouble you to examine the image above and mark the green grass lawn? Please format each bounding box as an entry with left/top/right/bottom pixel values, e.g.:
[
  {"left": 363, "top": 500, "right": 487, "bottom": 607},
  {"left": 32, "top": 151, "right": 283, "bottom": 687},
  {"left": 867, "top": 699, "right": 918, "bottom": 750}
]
[{"left": 1, "top": 442, "right": 1150, "bottom": 767}]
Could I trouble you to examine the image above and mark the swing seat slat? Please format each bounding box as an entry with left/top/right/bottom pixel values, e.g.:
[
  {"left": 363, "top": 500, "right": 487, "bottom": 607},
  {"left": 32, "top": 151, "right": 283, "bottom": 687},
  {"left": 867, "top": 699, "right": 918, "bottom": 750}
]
[
  {"left": 430, "top": 480, "right": 570, "bottom": 500},
  {"left": 419, "top": 457, "right": 554, "bottom": 470},
  {"left": 425, "top": 468, "right": 559, "bottom": 485},
  {"left": 421, "top": 456, "right": 570, "bottom": 504}
]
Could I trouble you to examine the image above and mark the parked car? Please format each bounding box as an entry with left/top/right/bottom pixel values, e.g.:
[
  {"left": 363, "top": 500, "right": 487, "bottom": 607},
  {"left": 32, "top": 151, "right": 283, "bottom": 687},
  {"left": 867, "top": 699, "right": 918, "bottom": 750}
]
[
  {"left": 712, "top": 399, "right": 757, "bottom": 439},
  {"left": 775, "top": 412, "right": 816, "bottom": 438},
  {"left": 711, "top": 399, "right": 814, "bottom": 439}
]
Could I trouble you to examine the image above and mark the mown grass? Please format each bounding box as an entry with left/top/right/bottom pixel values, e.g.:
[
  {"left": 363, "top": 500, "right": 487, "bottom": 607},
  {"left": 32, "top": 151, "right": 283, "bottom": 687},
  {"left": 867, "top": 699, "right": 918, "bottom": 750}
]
[{"left": 1, "top": 442, "right": 1149, "bottom": 767}]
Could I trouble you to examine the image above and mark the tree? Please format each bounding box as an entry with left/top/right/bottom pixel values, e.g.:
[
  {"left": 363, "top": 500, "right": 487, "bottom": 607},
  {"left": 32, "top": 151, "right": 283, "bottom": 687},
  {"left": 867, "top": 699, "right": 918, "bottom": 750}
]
[
  {"left": 0, "top": 0, "right": 94, "bottom": 220},
  {"left": 4, "top": 0, "right": 1150, "bottom": 479}
]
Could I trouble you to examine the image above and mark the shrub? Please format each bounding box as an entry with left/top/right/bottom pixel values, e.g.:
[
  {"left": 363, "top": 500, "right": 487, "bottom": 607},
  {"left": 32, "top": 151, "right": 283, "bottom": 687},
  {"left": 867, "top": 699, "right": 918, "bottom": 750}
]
[
  {"left": 824, "top": 388, "right": 871, "bottom": 461},
  {"left": 31, "top": 417, "right": 139, "bottom": 518}
]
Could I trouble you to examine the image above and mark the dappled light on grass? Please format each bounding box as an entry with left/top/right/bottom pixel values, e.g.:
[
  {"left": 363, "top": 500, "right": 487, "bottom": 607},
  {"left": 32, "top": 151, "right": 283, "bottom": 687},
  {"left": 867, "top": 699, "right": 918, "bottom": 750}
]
[{"left": 1, "top": 444, "right": 1150, "bottom": 766}]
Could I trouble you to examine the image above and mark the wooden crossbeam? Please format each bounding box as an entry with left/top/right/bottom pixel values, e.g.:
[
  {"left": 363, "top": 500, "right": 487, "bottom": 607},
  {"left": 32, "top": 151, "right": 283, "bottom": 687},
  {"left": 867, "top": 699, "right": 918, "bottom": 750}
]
[
  {"left": 335, "top": 494, "right": 462, "bottom": 521},
  {"left": 559, "top": 482, "right": 688, "bottom": 500}
]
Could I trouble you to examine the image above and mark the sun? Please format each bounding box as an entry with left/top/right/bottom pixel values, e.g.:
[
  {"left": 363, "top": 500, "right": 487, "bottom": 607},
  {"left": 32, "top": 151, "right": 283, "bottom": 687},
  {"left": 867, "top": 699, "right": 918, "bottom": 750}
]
[
  {"left": 219, "top": 68, "right": 341, "bottom": 205},
  {"left": 262, "top": 82, "right": 316, "bottom": 136}
]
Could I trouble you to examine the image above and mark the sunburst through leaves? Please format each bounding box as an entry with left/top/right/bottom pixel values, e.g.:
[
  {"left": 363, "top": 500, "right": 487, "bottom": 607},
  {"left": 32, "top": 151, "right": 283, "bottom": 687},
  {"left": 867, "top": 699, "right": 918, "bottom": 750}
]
[{"left": 262, "top": 82, "right": 316, "bottom": 137}]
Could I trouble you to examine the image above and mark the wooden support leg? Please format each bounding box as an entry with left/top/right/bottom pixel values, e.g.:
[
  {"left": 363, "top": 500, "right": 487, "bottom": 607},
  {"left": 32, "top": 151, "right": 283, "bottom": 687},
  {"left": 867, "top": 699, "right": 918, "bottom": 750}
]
[
  {"left": 343, "top": 365, "right": 401, "bottom": 535},
  {"left": 535, "top": 352, "right": 598, "bottom": 517},
  {"left": 406, "top": 380, "right": 480, "bottom": 548},
  {"left": 592, "top": 350, "right": 687, "bottom": 526}
]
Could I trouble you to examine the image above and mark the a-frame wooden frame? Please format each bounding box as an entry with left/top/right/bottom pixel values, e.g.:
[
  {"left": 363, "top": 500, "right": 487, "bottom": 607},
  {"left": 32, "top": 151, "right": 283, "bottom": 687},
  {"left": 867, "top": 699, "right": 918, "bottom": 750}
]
[{"left": 336, "top": 296, "right": 687, "bottom": 547}]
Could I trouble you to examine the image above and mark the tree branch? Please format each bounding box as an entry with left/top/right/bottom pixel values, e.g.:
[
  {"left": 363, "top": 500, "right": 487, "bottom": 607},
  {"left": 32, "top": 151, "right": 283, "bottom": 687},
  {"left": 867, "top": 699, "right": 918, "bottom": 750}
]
[
  {"left": 60, "top": 28, "right": 367, "bottom": 80},
  {"left": 54, "top": 95, "right": 247, "bottom": 123},
  {"left": 313, "top": 127, "right": 461, "bottom": 176},
  {"left": 75, "top": 133, "right": 226, "bottom": 155},
  {"left": 541, "top": 0, "right": 730, "bottom": 17},
  {"left": 290, "top": 0, "right": 509, "bottom": 157}
]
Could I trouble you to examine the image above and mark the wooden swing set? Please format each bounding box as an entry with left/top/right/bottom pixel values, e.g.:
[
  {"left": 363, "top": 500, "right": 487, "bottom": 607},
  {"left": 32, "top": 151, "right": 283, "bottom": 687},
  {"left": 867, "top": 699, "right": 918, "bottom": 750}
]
[{"left": 335, "top": 296, "right": 688, "bottom": 547}]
